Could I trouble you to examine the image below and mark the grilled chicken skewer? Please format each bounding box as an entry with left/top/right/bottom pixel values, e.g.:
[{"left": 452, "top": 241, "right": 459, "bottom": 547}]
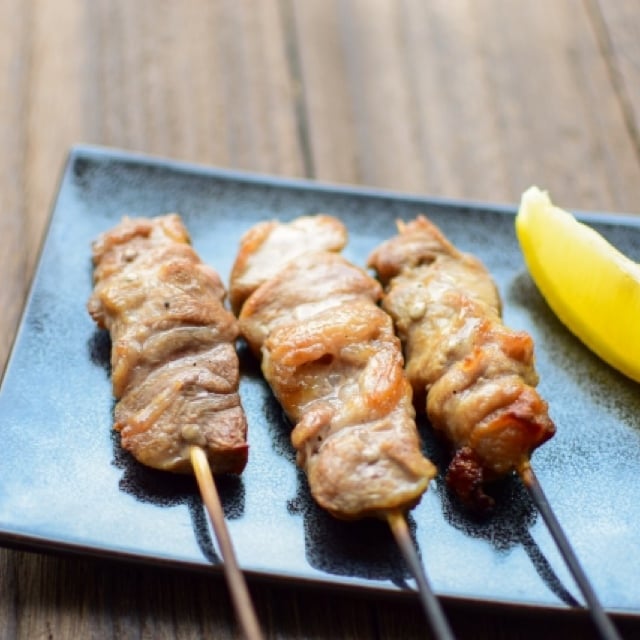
[
  {"left": 368, "top": 215, "right": 622, "bottom": 640},
  {"left": 368, "top": 215, "right": 555, "bottom": 508},
  {"left": 230, "top": 215, "right": 454, "bottom": 639},
  {"left": 87, "top": 214, "right": 263, "bottom": 640}
]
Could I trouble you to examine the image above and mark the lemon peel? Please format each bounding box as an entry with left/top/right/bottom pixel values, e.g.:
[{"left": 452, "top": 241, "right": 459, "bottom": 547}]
[{"left": 516, "top": 186, "right": 640, "bottom": 383}]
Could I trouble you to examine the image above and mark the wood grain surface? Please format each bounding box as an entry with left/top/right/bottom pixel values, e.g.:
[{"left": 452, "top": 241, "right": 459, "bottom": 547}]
[{"left": 1, "top": 1, "right": 639, "bottom": 638}]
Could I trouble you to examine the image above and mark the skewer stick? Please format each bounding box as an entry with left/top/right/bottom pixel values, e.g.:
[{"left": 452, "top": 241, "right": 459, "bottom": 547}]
[
  {"left": 387, "top": 510, "right": 456, "bottom": 640},
  {"left": 190, "top": 446, "right": 264, "bottom": 640},
  {"left": 519, "top": 464, "right": 621, "bottom": 640}
]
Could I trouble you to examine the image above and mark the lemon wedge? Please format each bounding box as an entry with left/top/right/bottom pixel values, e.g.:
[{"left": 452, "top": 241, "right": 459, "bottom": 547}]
[{"left": 516, "top": 186, "right": 640, "bottom": 383}]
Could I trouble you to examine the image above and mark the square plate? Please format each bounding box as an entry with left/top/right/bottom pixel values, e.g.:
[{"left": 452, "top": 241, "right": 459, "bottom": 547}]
[{"left": 1, "top": 145, "right": 639, "bottom": 617}]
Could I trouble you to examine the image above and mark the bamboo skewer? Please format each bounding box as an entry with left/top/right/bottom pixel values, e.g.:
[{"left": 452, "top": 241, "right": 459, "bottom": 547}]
[
  {"left": 518, "top": 464, "right": 621, "bottom": 640},
  {"left": 86, "top": 217, "right": 262, "bottom": 638},
  {"left": 190, "top": 446, "right": 264, "bottom": 640},
  {"left": 365, "top": 215, "right": 623, "bottom": 638},
  {"left": 387, "top": 510, "right": 456, "bottom": 640}
]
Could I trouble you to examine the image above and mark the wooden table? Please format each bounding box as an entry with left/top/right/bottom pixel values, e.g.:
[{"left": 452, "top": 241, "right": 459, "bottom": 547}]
[{"left": 1, "top": 2, "right": 639, "bottom": 638}]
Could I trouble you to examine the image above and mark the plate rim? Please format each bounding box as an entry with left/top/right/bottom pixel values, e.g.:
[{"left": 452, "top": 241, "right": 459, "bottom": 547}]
[{"left": 1, "top": 144, "right": 639, "bottom": 621}]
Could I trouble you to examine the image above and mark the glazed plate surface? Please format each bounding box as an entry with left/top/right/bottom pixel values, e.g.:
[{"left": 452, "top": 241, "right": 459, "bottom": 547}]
[{"left": 1, "top": 146, "right": 639, "bottom": 617}]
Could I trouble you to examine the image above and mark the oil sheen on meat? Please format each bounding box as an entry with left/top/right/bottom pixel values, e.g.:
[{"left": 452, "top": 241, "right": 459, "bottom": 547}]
[
  {"left": 368, "top": 216, "right": 555, "bottom": 509},
  {"left": 230, "top": 215, "right": 436, "bottom": 520},
  {"left": 87, "top": 214, "right": 248, "bottom": 474}
]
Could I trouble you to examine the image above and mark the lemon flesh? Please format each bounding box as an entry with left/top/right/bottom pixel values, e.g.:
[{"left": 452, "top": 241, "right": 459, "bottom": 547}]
[{"left": 516, "top": 186, "right": 640, "bottom": 383}]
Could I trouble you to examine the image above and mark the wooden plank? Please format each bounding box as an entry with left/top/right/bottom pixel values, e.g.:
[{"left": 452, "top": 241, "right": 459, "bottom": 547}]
[
  {"left": 395, "top": 0, "right": 512, "bottom": 200},
  {"left": 412, "top": 0, "right": 640, "bottom": 211},
  {"left": 0, "top": 0, "right": 28, "bottom": 368},
  {"left": 23, "top": 0, "right": 88, "bottom": 272},
  {"left": 291, "top": 0, "right": 372, "bottom": 185},
  {"left": 467, "top": 0, "right": 640, "bottom": 213},
  {"left": 87, "top": 0, "right": 304, "bottom": 177},
  {"left": 292, "top": 0, "right": 640, "bottom": 211},
  {"left": 304, "top": 0, "right": 427, "bottom": 192},
  {"left": 591, "top": 0, "right": 640, "bottom": 191}
]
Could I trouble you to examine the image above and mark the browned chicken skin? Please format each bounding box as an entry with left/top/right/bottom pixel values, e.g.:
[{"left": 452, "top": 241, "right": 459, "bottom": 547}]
[
  {"left": 87, "top": 214, "right": 248, "bottom": 475},
  {"left": 368, "top": 216, "right": 555, "bottom": 509},
  {"left": 230, "top": 215, "right": 436, "bottom": 520}
]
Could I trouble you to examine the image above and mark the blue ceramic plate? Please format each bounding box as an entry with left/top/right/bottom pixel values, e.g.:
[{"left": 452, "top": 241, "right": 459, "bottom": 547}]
[{"left": 1, "top": 146, "right": 639, "bottom": 618}]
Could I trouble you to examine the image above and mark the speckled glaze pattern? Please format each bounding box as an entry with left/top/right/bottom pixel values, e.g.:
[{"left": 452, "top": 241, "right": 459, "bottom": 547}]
[{"left": 1, "top": 146, "right": 639, "bottom": 617}]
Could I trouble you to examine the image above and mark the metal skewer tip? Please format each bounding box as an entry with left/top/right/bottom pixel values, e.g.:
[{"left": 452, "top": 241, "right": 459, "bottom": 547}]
[
  {"left": 518, "top": 464, "right": 622, "bottom": 640},
  {"left": 387, "top": 510, "right": 456, "bottom": 640},
  {"left": 190, "top": 446, "right": 264, "bottom": 640}
]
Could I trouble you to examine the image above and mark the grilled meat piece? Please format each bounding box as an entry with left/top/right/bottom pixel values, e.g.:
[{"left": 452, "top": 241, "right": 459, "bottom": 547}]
[
  {"left": 87, "top": 214, "right": 248, "bottom": 474},
  {"left": 230, "top": 215, "right": 436, "bottom": 520},
  {"left": 229, "top": 214, "right": 347, "bottom": 314},
  {"left": 368, "top": 216, "right": 555, "bottom": 508}
]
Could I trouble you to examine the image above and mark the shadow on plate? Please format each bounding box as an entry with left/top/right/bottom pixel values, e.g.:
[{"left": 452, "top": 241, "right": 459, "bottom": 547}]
[
  {"left": 263, "top": 375, "right": 580, "bottom": 604},
  {"left": 88, "top": 329, "right": 248, "bottom": 565},
  {"left": 418, "top": 379, "right": 579, "bottom": 607},
  {"left": 436, "top": 468, "right": 579, "bottom": 607},
  {"left": 89, "top": 324, "right": 581, "bottom": 603},
  {"left": 259, "top": 384, "right": 415, "bottom": 589}
]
